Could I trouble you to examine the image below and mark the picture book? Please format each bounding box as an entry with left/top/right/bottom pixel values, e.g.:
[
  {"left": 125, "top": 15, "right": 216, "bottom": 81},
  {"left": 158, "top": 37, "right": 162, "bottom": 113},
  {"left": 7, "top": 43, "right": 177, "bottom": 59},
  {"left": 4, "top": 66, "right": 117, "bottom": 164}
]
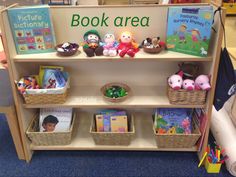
[
  {"left": 94, "top": 110, "right": 128, "bottom": 132},
  {"left": 154, "top": 108, "right": 193, "bottom": 134},
  {"left": 39, "top": 108, "right": 73, "bottom": 132},
  {"left": 110, "top": 115, "right": 128, "bottom": 132},
  {"left": 166, "top": 6, "right": 214, "bottom": 57},
  {"left": 194, "top": 108, "right": 208, "bottom": 151},
  {"left": 95, "top": 114, "right": 104, "bottom": 132},
  {"left": 7, "top": 5, "right": 56, "bottom": 54},
  {"left": 103, "top": 114, "right": 111, "bottom": 132}
]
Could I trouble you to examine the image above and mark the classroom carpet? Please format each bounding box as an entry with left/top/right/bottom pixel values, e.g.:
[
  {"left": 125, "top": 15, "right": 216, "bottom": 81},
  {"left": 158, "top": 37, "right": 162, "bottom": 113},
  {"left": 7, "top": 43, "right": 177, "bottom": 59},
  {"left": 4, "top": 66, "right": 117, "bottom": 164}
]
[{"left": 0, "top": 114, "right": 232, "bottom": 177}]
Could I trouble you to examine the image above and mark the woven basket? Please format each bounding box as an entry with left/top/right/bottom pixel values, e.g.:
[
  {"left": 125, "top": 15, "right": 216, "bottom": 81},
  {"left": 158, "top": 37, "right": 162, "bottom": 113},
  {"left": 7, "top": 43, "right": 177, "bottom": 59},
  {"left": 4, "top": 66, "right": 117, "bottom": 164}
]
[
  {"left": 167, "top": 85, "right": 207, "bottom": 105},
  {"left": 153, "top": 116, "right": 201, "bottom": 148},
  {"left": 90, "top": 115, "right": 135, "bottom": 145},
  {"left": 101, "top": 83, "right": 131, "bottom": 103},
  {"left": 23, "top": 91, "right": 68, "bottom": 104},
  {"left": 26, "top": 113, "right": 75, "bottom": 146},
  {"left": 22, "top": 79, "right": 69, "bottom": 104}
]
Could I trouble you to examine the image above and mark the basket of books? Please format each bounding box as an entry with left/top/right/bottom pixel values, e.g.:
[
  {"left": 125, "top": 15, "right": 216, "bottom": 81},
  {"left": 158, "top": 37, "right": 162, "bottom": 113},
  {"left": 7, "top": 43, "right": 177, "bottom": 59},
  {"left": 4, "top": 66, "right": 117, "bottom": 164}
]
[
  {"left": 153, "top": 108, "right": 201, "bottom": 148},
  {"left": 90, "top": 110, "right": 135, "bottom": 145},
  {"left": 17, "top": 66, "right": 69, "bottom": 104},
  {"left": 167, "top": 85, "right": 207, "bottom": 105},
  {"left": 26, "top": 109, "right": 75, "bottom": 146}
]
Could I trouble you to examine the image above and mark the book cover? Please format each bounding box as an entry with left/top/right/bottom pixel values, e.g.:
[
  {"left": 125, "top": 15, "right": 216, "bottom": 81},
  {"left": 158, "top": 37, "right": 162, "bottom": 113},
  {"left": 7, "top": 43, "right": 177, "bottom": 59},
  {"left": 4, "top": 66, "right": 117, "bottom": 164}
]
[
  {"left": 154, "top": 108, "right": 192, "bottom": 134},
  {"left": 166, "top": 6, "right": 213, "bottom": 57},
  {"left": 7, "top": 5, "right": 56, "bottom": 55},
  {"left": 110, "top": 115, "right": 128, "bottom": 132},
  {"left": 195, "top": 108, "right": 208, "bottom": 151},
  {"left": 103, "top": 114, "right": 111, "bottom": 132},
  {"left": 39, "top": 108, "right": 73, "bottom": 132},
  {"left": 95, "top": 114, "right": 104, "bottom": 132}
]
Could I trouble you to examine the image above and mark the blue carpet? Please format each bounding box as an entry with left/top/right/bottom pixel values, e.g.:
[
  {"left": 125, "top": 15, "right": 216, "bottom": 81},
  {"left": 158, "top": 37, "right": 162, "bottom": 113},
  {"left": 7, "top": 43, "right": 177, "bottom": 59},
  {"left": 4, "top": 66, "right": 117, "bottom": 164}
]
[{"left": 0, "top": 114, "right": 233, "bottom": 177}]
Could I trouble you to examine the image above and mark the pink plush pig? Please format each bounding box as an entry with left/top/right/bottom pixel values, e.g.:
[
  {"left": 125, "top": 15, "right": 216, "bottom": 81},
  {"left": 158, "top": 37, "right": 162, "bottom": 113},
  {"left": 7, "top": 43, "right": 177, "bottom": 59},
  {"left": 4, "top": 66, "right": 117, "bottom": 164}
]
[
  {"left": 195, "top": 75, "right": 211, "bottom": 91},
  {"left": 183, "top": 79, "right": 195, "bottom": 91},
  {"left": 168, "top": 71, "right": 183, "bottom": 90}
]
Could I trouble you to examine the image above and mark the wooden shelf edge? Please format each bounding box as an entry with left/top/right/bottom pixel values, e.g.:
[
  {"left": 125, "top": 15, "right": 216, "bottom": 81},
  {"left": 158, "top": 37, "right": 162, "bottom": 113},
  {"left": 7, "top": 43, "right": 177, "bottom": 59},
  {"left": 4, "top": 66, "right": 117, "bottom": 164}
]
[
  {"left": 30, "top": 145, "right": 198, "bottom": 151},
  {"left": 12, "top": 49, "right": 213, "bottom": 62},
  {"left": 23, "top": 104, "right": 206, "bottom": 109}
]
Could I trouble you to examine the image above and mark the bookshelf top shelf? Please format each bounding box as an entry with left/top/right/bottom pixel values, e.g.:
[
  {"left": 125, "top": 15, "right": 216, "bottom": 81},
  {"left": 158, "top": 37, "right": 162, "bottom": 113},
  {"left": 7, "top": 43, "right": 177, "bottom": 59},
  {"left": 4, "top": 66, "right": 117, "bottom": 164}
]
[{"left": 13, "top": 49, "right": 213, "bottom": 62}]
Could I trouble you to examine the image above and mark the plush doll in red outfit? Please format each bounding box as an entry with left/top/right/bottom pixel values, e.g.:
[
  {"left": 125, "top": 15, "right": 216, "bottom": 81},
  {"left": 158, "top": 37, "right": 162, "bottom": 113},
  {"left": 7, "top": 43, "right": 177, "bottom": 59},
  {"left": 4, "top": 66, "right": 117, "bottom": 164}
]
[{"left": 117, "top": 31, "right": 139, "bottom": 57}]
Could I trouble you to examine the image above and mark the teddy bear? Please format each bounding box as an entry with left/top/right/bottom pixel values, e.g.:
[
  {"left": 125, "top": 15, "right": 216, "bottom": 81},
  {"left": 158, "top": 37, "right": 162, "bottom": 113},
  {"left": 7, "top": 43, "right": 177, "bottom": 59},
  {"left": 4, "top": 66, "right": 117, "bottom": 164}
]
[
  {"left": 82, "top": 29, "right": 104, "bottom": 57},
  {"left": 178, "top": 62, "right": 199, "bottom": 80},
  {"left": 117, "top": 31, "right": 139, "bottom": 57}
]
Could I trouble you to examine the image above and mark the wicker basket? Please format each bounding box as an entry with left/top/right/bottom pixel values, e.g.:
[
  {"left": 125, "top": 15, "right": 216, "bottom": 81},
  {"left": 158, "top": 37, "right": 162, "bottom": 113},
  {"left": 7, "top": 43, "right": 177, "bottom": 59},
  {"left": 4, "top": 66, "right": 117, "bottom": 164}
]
[
  {"left": 90, "top": 115, "right": 135, "bottom": 145},
  {"left": 23, "top": 91, "right": 68, "bottom": 104},
  {"left": 101, "top": 82, "right": 131, "bottom": 103},
  {"left": 26, "top": 113, "right": 75, "bottom": 146},
  {"left": 153, "top": 116, "right": 201, "bottom": 148},
  {"left": 22, "top": 79, "right": 69, "bottom": 104},
  {"left": 167, "top": 85, "right": 207, "bottom": 105}
]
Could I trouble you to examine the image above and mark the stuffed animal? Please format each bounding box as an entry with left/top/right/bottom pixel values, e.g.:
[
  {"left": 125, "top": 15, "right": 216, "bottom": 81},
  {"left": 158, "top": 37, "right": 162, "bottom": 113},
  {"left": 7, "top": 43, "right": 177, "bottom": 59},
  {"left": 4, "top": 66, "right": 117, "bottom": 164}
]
[
  {"left": 117, "top": 31, "right": 139, "bottom": 57},
  {"left": 182, "top": 79, "right": 195, "bottom": 91},
  {"left": 101, "top": 33, "right": 118, "bottom": 57},
  {"left": 140, "top": 37, "right": 152, "bottom": 48},
  {"left": 151, "top": 37, "right": 166, "bottom": 48},
  {"left": 82, "top": 29, "right": 103, "bottom": 57},
  {"left": 195, "top": 75, "right": 211, "bottom": 91},
  {"left": 168, "top": 71, "right": 183, "bottom": 90},
  {"left": 178, "top": 62, "right": 199, "bottom": 80}
]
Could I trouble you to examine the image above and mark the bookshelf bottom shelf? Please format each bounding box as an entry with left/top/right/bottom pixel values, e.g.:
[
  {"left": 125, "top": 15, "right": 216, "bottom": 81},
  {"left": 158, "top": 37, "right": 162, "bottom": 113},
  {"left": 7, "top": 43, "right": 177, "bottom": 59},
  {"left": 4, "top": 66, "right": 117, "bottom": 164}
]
[{"left": 30, "top": 111, "right": 198, "bottom": 152}]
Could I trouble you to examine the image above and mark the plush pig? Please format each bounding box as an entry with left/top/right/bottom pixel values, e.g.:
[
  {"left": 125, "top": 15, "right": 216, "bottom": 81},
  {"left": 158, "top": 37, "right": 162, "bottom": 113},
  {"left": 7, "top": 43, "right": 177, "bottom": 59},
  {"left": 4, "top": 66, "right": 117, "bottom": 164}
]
[
  {"left": 183, "top": 79, "right": 195, "bottom": 91},
  {"left": 195, "top": 75, "right": 211, "bottom": 91},
  {"left": 168, "top": 71, "right": 183, "bottom": 90}
]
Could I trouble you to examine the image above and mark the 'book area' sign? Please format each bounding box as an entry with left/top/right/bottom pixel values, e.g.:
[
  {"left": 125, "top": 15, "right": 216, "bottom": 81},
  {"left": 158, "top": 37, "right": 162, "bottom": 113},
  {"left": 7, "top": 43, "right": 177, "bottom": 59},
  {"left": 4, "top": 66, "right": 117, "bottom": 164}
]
[{"left": 71, "top": 13, "right": 150, "bottom": 27}]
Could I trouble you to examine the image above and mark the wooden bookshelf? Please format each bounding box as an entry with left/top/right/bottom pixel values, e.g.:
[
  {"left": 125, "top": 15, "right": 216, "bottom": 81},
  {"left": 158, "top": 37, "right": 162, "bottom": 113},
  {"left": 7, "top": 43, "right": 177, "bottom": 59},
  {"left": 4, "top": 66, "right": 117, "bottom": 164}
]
[{"left": 0, "top": 4, "right": 225, "bottom": 162}]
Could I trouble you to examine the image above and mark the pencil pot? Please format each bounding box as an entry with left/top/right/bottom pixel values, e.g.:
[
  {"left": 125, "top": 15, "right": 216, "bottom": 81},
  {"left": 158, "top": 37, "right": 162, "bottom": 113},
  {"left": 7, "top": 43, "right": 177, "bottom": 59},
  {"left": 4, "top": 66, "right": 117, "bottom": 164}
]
[
  {"left": 90, "top": 115, "right": 135, "bottom": 146},
  {"left": 204, "top": 157, "right": 222, "bottom": 173}
]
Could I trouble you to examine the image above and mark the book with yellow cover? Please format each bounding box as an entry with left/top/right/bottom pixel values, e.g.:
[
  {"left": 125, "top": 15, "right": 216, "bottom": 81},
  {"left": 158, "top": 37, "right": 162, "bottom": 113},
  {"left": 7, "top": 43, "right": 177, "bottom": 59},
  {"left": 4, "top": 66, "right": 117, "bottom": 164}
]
[{"left": 110, "top": 115, "right": 128, "bottom": 132}]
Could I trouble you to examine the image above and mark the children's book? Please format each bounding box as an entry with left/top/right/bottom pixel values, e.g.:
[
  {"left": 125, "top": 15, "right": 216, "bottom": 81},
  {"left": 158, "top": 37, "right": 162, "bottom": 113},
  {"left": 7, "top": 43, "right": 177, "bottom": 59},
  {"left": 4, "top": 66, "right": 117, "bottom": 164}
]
[
  {"left": 7, "top": 5, "right": 56, "bottom": 54},
  {"left": 39, "top": 108, "right": 73, "bottom": 132},
  {"left": 194, "top": 108, "right": 208, "bottom": 151},
  {"left": 154, "top": 108, "right": 192, "bottom": 134},
  {"left": 94, "top": 110, "right": 128, "bottom": 132},
  {"left": 110, "top": 115, "right": 128, "bottom": 132},
  {"left": 166, "top": 6, "right": 213, "bottom": 57}
]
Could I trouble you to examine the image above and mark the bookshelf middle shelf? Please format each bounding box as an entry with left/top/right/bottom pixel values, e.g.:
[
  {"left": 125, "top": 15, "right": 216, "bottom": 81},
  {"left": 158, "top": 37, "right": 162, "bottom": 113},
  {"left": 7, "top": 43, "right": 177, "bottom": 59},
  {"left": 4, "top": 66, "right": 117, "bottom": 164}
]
[{"left": 23, "top": 85, "right": 206, "bottom": 109}]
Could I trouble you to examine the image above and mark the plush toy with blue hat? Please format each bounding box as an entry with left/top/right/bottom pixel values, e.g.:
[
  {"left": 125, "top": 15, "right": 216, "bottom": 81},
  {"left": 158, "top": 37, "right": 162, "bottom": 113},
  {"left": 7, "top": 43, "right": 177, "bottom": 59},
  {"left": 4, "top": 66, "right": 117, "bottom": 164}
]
[{"left": 82, "top": 29, "right": 103, "bottom": 57}]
